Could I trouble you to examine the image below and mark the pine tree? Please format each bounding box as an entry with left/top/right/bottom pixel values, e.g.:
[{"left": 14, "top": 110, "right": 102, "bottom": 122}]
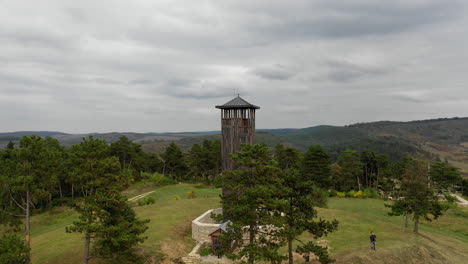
[
  {"left": 274, "top": 144, "right": 300, "bottom": 170},
  {"left": 66, "top": 137, "right": 148, "bottom": 264},
  {"left": 301, "top": 145, "right": 332, "bottom": 189},
  {"left": 338, "top": 150, "right": 363, "bottom": 191},
  {"left": 161, "top": 143, "right": 187, "bottom": 181},
  {"left": 0, "top": 135, "right": 60, "bottom": 263},
  {"left": 429, "top": 162, "right": 462, "bottom": 193},
  {"left": 277, "top": 169, "right": 338, "bottom": 264},
  {"left": 218, "top": 144, "right": 284, "bottom": 263},
  {"left": 386, "top": 160, "right": 446, "bottom": 232}
]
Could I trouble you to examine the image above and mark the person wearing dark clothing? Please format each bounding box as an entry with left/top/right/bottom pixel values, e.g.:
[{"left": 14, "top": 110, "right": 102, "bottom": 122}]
[
  {"left": 369, "top": 231, "right": 377, "bottom": 251},
  {"left": 215, "top": 243, "right": 221, "bottom": 258}
]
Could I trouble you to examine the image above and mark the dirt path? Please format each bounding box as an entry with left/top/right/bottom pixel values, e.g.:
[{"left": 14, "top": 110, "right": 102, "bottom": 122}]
[
  {"left": 128, "top": 191, "right": 155, "bottom": 202},
  {"left": 452, "top": 194, "right": 468, "bottom": 207}
]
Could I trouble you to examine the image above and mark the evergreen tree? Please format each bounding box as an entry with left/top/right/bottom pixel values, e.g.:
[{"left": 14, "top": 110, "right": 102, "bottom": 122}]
[
  {"left": 110, "top": 136, "right": 147, "bottom": 180},
  {"left": 461, "top": 179, "right": 468, "bottom": 197},
  {"left": 386, "top": 160, "right": 446, "bottom": 232},
  {"left": 187, "top": 140, "right": 222, "bottom": 182},
  {"left": 187, "top": 143, "right": 205, "bottom": 180},
  {"left": 6, "top": 141, "right": 15, "bottom": 150},
  {"left": 429, "top": 162, "right": 462, "bottom": 193},
  {"left": 338, "top": 150, "right": 363, "bottom": 191},
  {"left": 161, "top": 143, "right": 187, "bottom": 181},
  {"left": 218, "top": 144, "right": 284, "bottom": 263},
  {"left": 66, "top": 137, "right": 148, "bottom": 264},
  {"left": 274, "top": 144, "right": 300, "bottom": 170},
  {"left": 301, "top": 145, "right": 332, "bottom": 189},
  {"left": 0, "top": 135, "right": 59, "bottom": 263},
  {"left": 360, "top": 150, "right": 377, "bottom": 188},
  {"left": 67, "top": 192, "right": 149, "bottom": 264},
  {"left": 277, "top": 169, "right": 338, "bottom": 264},
  {"left": 330, "top": 163, "right": 343, "bottom": 191}
]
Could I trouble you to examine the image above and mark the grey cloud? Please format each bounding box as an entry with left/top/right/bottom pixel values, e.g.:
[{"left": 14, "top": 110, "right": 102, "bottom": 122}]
[
  {"left": 325, "top": 60, "right": 391, "bottom": 83},
  {"left": 0, "top": 0, "right": 467, "bottom": 132},
  {"left": 242, "top": 0, "right": 465, "bottom": 40},
  {"left": 161, "top": 78, "right": 247, "bottom": 99},
  {"left": 130, "top": 79, "right": 154, "bottom": 85},
  {"left": 251, "top": 65, "right": 295, "bottom": 80},
  {"left": 93, "top": 77, "right": 122, "bottom": 85},
  {"left": 391, "top": 94, "right": 427, "bottom": 103}
]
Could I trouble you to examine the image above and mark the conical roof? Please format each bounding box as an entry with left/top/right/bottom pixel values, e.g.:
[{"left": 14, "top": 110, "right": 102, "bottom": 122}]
[{"left": 215, "top": 95, "right": 260, "bottom": 109}]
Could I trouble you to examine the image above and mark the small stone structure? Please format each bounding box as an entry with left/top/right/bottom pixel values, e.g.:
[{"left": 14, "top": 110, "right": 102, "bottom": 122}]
[{"left": 192, "top": 208, "right": 223, "bottom": 242}]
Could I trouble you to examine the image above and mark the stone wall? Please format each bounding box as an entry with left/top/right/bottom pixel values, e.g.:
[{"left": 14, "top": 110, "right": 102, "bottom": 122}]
[{"left": 192, "top": 208, "right": 222, "bottom": 242}]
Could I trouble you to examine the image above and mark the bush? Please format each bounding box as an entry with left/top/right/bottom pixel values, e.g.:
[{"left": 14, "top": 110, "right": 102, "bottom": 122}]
[
  {"left": 141, "top": 172, "right": 175, "bottom": 186},
  {"left": 363, "top": 188, "right": 380, "bottom": 198},
  {"left": 199, "top": 247, "right": 212, "bottom": 256},
  {"left": 174, "top": 195, "right": 181, "bottom": 200},
  {"left": 444, "top": 193, "right": 456, "bottom": 203},
  {"left": 336, "top": 192, "right": 345, "bottom": 198},
  {"left": 187, "top": 190, "right": 196, "bottom": 199},
  {"left": 328, "top": 190, "right": 337, "bottom": 197},
  {"left": 0, "top": 234, "right": 30, "bottom": 264},
  {"left": 138, "top": 196, "right": 156, "bottom": 206},
  {"left": 354, "top": 190, "right": 366, "bottom": 198},
  {"left": 346, "top": 190, "right": 356, "bottom": 198}
]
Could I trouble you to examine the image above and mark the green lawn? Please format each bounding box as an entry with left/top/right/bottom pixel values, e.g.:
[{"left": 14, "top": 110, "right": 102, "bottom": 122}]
[
  {"left": 29, "top": 184, "right": 221, "bottom": 264},
  {"left": 5, "top": 184, "right": 467, "bottom": 263},
  {"left": 303, "top": 198, "right": 468, "bottom": 263}
]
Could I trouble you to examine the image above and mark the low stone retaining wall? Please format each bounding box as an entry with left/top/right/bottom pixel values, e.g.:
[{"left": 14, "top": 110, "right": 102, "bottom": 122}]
[{"left": 192, "top": 208, "right": 222, "bottom": 242}]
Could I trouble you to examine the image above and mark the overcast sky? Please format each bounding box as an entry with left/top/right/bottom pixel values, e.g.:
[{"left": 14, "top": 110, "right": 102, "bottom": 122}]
[{"left": 1, "top": 0, "right": 467, "bottom": 133}]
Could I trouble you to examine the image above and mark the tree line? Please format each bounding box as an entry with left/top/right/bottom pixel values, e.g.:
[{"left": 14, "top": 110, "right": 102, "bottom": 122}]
[{"left": 274, "top": 144, "right": 465, "bottom": 196}]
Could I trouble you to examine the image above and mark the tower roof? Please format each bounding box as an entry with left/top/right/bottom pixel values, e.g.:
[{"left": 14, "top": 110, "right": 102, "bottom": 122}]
[{"left": 215, "top": 95, "right": 260, "bottom": 109}]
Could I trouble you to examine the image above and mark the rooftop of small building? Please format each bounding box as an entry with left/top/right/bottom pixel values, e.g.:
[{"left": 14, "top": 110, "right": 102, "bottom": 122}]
[
  {"left": 208, "top": 220, "right": 233, "bottom": 236},
  {"left": 215, "top": 95, "right": 260, "bottom": 109}
]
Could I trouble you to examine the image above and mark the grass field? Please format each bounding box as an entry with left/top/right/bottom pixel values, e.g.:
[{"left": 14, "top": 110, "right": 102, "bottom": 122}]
[
  {"left": 5, "top": 184, "right": 468, "bottom": 264},
  {"left": 28, "top": 184, "right": 221, "bottom": 264}
]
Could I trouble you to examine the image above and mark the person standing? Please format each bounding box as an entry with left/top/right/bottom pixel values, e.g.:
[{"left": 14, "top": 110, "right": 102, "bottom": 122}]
[{"left": 369, "top": 231, "right": 377, "bottom": 251}]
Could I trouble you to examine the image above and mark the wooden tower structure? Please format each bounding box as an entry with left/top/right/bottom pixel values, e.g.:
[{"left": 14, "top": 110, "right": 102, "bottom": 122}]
[{"left": 216, "top": 95, "right": 260, "bottom": 170}]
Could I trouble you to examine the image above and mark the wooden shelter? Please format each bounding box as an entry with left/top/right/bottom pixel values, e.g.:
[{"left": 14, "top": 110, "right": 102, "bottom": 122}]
[
  {"left": 216, "top": 95, "right": 260, "bottom": 171},
  {"left": 208, "top": 221, "right": 232, "bottom": 254}
]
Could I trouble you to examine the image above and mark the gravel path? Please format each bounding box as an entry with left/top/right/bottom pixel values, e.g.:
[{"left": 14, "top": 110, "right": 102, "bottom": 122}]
[
  {"left": 128, "top": 191, "right": 156, "bottom": 202},
  {"left": 452, "top": 194, "right": 468, "bottom": 207}
]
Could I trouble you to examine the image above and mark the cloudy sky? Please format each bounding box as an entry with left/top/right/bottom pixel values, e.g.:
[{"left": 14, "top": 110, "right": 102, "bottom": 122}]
[{"left": 1, "top": 0, "right": 467, "bottom": 133}]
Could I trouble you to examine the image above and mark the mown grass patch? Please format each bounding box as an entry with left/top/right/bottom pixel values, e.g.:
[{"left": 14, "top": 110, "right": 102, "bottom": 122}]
[
  {"left": 28, "top": 184, "right": 221, "bottom": 264},
  {"left": 298, "top": 198, "right": 468, "bottom": 263}
]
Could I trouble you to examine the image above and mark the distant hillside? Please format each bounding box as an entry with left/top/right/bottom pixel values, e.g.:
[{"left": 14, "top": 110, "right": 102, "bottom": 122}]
[
  {"left": 348, "top": 117, "right": 468, "bottom": 173},
  {"left": 2, "top": 117, "right": 467, "bottom": 173},
  {"left": 0, "top": 131, "right": 215, "bottom": 148}
]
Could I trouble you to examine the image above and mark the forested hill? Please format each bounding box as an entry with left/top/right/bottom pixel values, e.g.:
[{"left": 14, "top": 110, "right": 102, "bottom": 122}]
[
  {"left": 1, "top": 117, "right": 468, "bottom": 170},
  {"left": 349, "top": 117, "right": 468, "bottom": 144}
]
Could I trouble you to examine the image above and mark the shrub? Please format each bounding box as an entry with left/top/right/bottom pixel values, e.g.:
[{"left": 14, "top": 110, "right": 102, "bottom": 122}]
[
  {"left": 187, "top": 190, "right": 196, "bottom": 199},
  {"left": 138, "top": 196, "right": 156, "bottom": 206},
  {"left": 336, "top": 192, "right": 345, "bottom": 198},
  {"left": 199, "top": 247, "right": 212, "bottom": 256},
  {"left": 354, "top": 190, "right": 366, "bottom": 198},
  {"left": 444, "top": 193, "right": 456, "bottom": 203},
  {"left": 141, "top": 172, "right": 175, "bottom": 186},
  {"left": 363, "top": 188, "right": 380, "bottom": 198},
  {"left": 174, "top": 195, "right": 181, "bottom": 200},
  {"left": 346, "top": 190, "right": 356, "bottom": 198},
  {"left": 328, "top": 190, "right": 337, "bottom": 197},
  {"left": 0, "top": 234, "right": 30, "bottom": 264}
]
